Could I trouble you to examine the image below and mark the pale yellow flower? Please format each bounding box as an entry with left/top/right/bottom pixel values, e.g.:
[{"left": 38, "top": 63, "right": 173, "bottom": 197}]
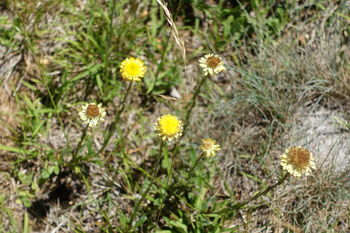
[
  {"left": 280, "top": 147, "right": 316, "bottom": 177},
  {"left": 154, "top": 114, "right": 183, "bottom": 142},
  {"left": 120, "top": 57, "right": 147, "bottom": 81},
  {"left": 199, "top": 53, "right": 226, "bottom": 76},
  {"left": 79, "top": 103, "right": 106, "bottom": 127},
  {"left": 200, "top": 138, "right": 220, "bottom": 158}
]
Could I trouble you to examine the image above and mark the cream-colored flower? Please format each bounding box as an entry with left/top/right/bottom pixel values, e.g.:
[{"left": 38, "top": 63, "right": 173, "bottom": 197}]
[
  {"left": 199, "top": 53, "right": 226, "bottom": 76},
  {"left": 200, "top": 138, "right": 220, "bottom": 158},
  {"left": 280, "top": 147, "right": 316, "bottom": 177},
  {"left": 120, "top": 57, "right": 147, "bottom": 81},
  {"left": 154, "top": 114, "right": 183, "bottom": 142},
  {"left": 79, "top": 103, "right": 106, "bottom": 127}
]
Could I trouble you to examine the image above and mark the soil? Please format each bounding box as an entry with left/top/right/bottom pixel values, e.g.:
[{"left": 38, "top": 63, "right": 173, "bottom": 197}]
[{"left": 292, "top": 106, "right": 350, "bottom": 173}]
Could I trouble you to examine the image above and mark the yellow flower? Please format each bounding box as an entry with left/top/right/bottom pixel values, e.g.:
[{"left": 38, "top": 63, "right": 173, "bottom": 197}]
[
  {"left": 79, "top": 103, "right": 106, "bottom": 127},
  {"left": 280, "top": 147, "right": 316, "bottom": 177},
  {"left": 154, "top": 114, "right": 183, "bottom": 142},
  {"left": 120, "top": 57, "right": 147, "bottom": 81},
  {"left": 200, "top": 138, "right": 220, "bottom": 158},
  {"left": 199, "top": 53, "right": 226, "bottom": 76}
]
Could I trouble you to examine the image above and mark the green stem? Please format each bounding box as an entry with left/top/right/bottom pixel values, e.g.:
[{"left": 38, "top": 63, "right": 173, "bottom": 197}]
[
  {"left": 155, "top": 76, "right": 208, "bottom": 221},
  {"left": 154, "top": 154, "right": 204, "bottom": 221},
  {"left": 149, "top": 0, "right": 184, "bottom": 94},
  {"left": 182, "top": 75, "right": 208, "bottom": 137},
  {"left": 149, "top": 36, "right": 171, "bottom": 94},
  {"left": 170, "top": 75, "right": 208, "bottom": 154},
  {"left": 232, "top": 173, "right": 289, "bottom": 209},
  {"left": 108, "top": 0, "right": 117, "bottom": 41},
  {"left": 127, "top": 141, "right": 164, "bottom": 232},
  {"left": 104, "top": 0, "right": 118, "bottom": 78},
  {"left": 73, "top": 123, "right": 89, "bottom": 159},
  {"left": 188, "top": 154, "right": 204, "bottom": 177},
  {"left": 155, "top": 147, "right": 175, "bottom": 223},
  {"left": 98, "top": 81, "right": 133, "bottom": 155},
  {"left": 166, "top": 155, "right": 174, "bottom": 186},
  {"left": 13, "top": 1, "right": 72, "bottom": 151}
]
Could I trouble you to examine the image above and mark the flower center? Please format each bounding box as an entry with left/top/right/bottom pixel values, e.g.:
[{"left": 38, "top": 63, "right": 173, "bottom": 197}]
[
  {"left": 159, "top": 117, "right": 180, "bottom": 136},
  {"left": 206, "top": 56, "right": 221, "bottom": 68},
  {"left": 125, "top": 63, "right": 141, "bottom": 76},
  {"left": 202, "top": 140, "right": 213, "bottom": 150},
  {"left": 86, "top": 104, "right": 100, "bottom": 118},
  {"left": 288, "top": 147, "right": 310, "bottom": 169}
]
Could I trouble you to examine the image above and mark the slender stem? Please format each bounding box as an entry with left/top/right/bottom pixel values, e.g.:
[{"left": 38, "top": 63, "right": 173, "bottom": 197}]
[
  {"left": 155, "top": 149, "right": 175, "bottom": 223},
  {"left": 154, "top": 76, "right": 207, "bottom": 221},
  {"left": 155, "top": 75, "right": 208, "bottom": 215},
  {"left": 73, "top": 123, "right": 89, "bottom": 158},
  {"left": 98, "top": 82, "right": 133, "bottom": 155},
  {"left": 13, "top": 1, "right": 72, "bottom": 151},
  {"left": 149, "top": 0, "right": 184, "bottom": 94},
  {"left": 149, "top": 36, "right": 171, "bottom": 94},
  {"left": 169, "top": 75, "right": 208, "bottom": 154},
  {"left": 104, "top": 0, "right": 118, "bottom": 78},
  {"left": 182, "top": 75, "right": 208, "bottom": 137},
  {"left": 108, "top": 0, "right": 117, "bottom": 42},
  {"left": 188, "top": 154, "right": 204, "bottom": 177},
  {"left": 155, "top": 152, "right": 204, "bottom": 223},
  {"left": 232, "top": 173, "right": 289, "bottom": 209},
  {"left": 166, "top": 156, "right": 174, "bottom": 186},
  {"left": 127, "top": 141, "right": 164, "bottom": 231}
]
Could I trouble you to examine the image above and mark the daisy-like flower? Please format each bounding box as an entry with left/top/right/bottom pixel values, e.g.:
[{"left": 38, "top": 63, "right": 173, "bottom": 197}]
[
  {"left": 79, "top": 103, "right": 106, "bottom": 127},
  {"left": 199, "top": 53, "right": 226, "bottom": 76},
  {"left": 154, "top": 114, "right": 183, "bottom": 142},
  {"left": 120, "top": 57, "right": 147, "bottom": 81},
  {"left": 280, "top": 147, "right": 316, "bottom": 177},
  {"left": 200, "top": 138, "right": 221, "bottom": 158}
]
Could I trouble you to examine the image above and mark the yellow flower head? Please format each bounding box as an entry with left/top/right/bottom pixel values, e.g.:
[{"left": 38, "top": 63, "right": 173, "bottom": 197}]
[
  {"left": 79, "top": 103, "right": 106, "bottom": 127},
  {"left": 154, "top": 114, "right": 183, "bottom": 142},
  {"left": 120, "top": 57, "right": 147, "bottom": 81},
  {"left": 280, "top": 147, "right": 316, "bottom": 177},
  {"left": 199, "top": 53, "right": 226, "bottom": 76},
  {"left": 200, "top": 138, "right": 220, "bottom": 158}
]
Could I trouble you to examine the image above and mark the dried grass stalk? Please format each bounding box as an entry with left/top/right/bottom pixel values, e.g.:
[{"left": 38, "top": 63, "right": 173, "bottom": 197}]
[{"left": 156, "top": 0, "right": 186, "bottom": 63}]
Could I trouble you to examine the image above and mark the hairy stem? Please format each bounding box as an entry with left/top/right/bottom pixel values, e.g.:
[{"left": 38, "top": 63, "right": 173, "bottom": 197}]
[
  {"left": 98, "top": 81, "right": 133, "bottom": 155},
  {"left": 104, "top": 0, "right": 118, "bottom": 78},
  {"left": 73, "top": 123, "right": 89, "bottom": 159},
  {"left": 182, "top": 75, "right": 208, "bottom": 135},
  {"left": 232, "top": 173, "right": 289, "bottom": 209},
  {"left": 127, "top": 141, "right": 164, "bottom": 231}
]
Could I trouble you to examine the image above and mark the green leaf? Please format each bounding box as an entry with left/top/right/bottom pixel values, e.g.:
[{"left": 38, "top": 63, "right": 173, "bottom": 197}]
[
  {"left": 240, "top": 171, "right": 263, "bottom": 184},
  {"left": 71, "top": 63, "right": 103, "bottom": 82},
  {"left": 168, "top": 220, "right": 188, "bottom": 233},
  {"left": 48, "top": 166, "right": 55, "bottom": 174},
  {"left": 41, "top": 169, "right": 51, "bottom": 179},
  {"left": 118, "top": 213, "right": 128, "bottom": 227},
  {"left": 21, "top": 198, "right": 32, "bottom": 208},
  {"left": 17, "top": 191, "right": 33, "bottom": 208},
  {"left": 18, "top": 171, "right": 33, "bottom": 185},
  {"left": 21, "top": 95, "right": 35, "bottom": 111},
  {"left": 0, "top": 145, "right": 30, "bottom": 154},
  {"left": 31, "top": 180, "right": 39, "bottom": 191},
  {"left": 162, "top": 146, "right": 171, "bottom": 175},
  {"left": 23, "top": 211, "right": 30, "bottom": 233},
  {"left": 133, "top": 215, "right": 147, "bottom": 228},
  {"left": 96, "top": 74, "right": 104, "bottom": 95},
  {"left": 32, "top": 120, "right": 45, "bottom": 137},
  {"left": 53, "top": 165, "right": 60, "bottom": 175}
]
